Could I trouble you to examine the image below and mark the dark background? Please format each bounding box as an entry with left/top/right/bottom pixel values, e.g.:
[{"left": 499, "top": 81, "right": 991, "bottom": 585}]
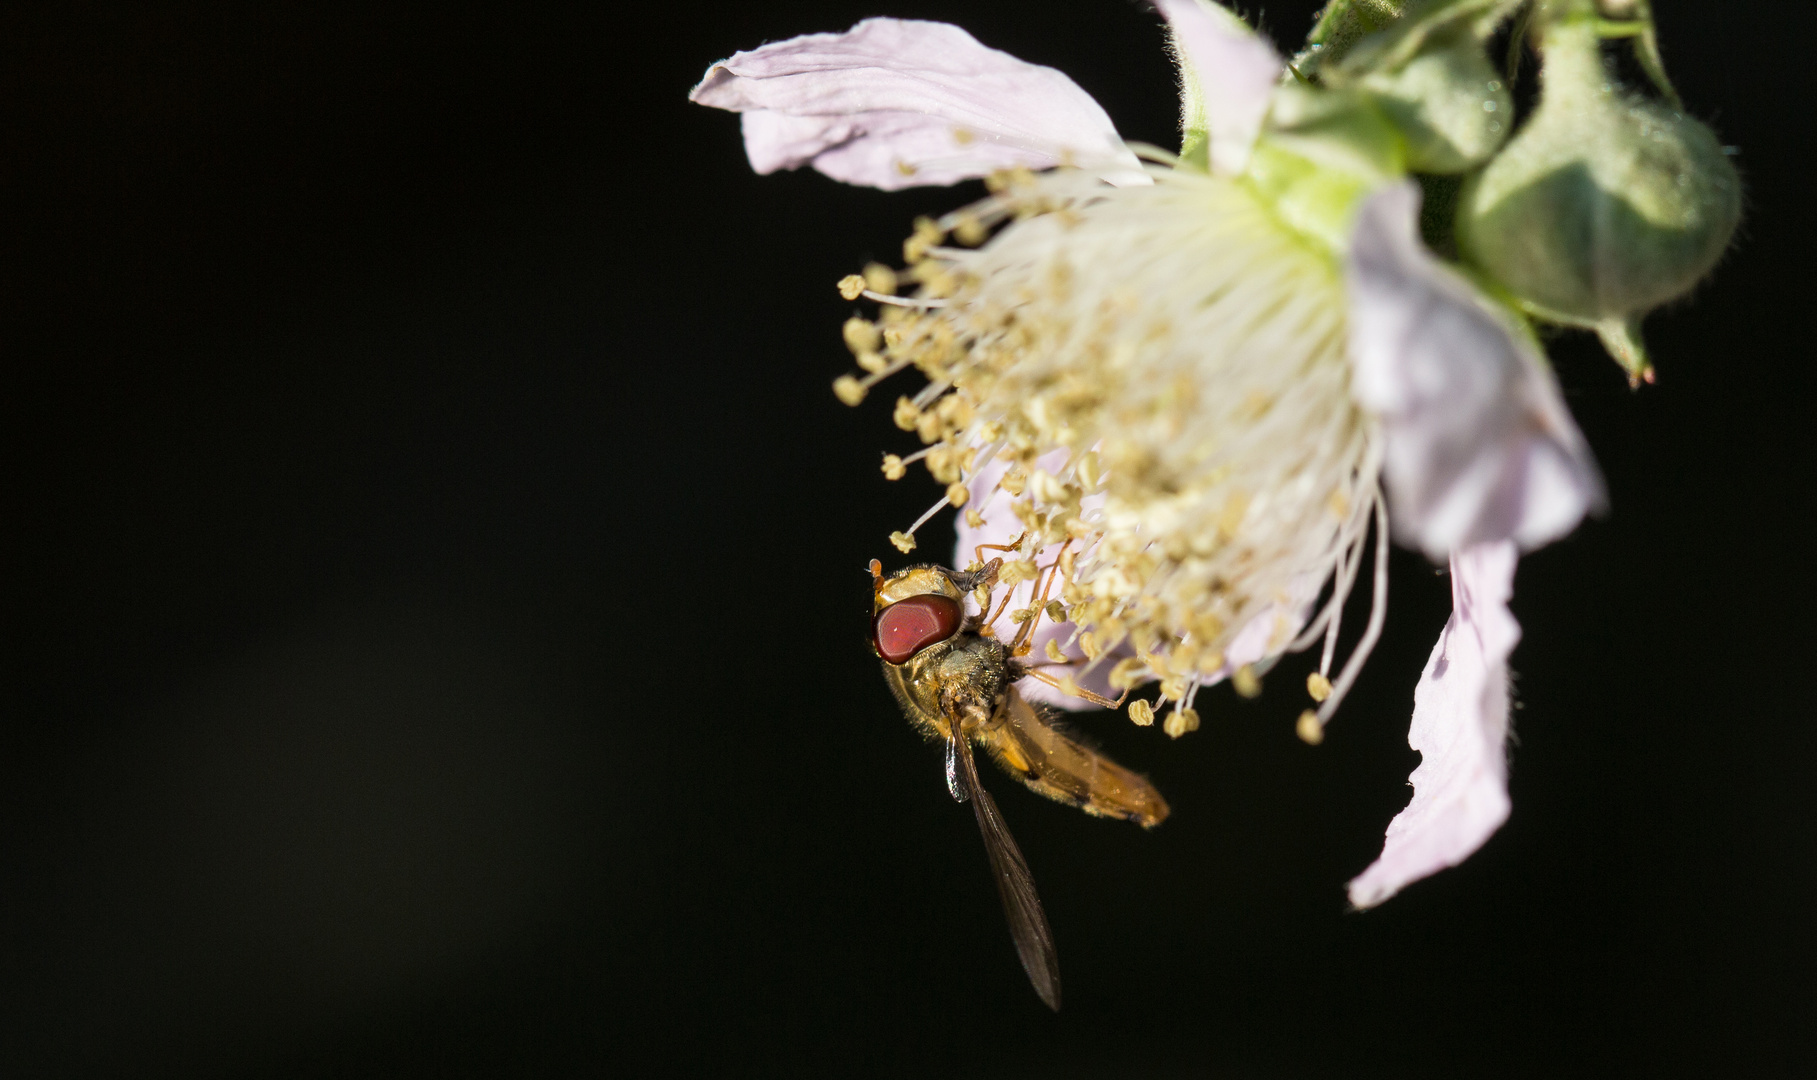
[{"left": 2, "top": 1, "right": 1811, "bottom": 1075}]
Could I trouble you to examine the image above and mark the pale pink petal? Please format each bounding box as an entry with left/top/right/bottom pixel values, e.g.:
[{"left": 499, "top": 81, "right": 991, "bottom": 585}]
[
  {"left": 689, "top": 18, "right": 1144, "bottom": 190},
  {"left": 1347, "top": 540, "right": 1519, "bottom": 909},
  {"left": 1346, "top": 182, "right": 1605, "bottom": 561},
  {"left": 1155, "top": 0, "right": 1283, "bottom": 175}
]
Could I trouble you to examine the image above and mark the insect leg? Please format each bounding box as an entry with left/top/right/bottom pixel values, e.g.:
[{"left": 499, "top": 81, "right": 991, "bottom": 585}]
[{"left": 1019, "top": 667, "right": 1129, "bottom": 710}]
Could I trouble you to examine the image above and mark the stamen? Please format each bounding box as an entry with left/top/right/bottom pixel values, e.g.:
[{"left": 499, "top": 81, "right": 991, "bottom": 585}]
[
  {"left": 865, "top": 290, "right": 948, "bottom": 308},
  {"left": 1311, "top": 491, "right": 1391, "bottom": 730}
]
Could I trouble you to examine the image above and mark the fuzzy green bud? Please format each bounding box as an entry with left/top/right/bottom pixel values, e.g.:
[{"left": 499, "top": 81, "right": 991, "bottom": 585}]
[
  {"left": 1358, "top": 31, "right": 1511, "bottom": 173},
  {"left": 1456, "top": 19, "right": 1740, "bottom": 331}
]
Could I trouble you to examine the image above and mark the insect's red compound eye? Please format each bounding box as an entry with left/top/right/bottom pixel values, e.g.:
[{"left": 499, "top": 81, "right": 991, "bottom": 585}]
[{"left": 872, "top": 594, "right": 963, "bottom": 664}]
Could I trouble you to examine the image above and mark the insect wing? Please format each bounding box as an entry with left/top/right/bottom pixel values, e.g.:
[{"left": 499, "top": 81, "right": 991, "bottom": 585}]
[
  {"left": 980, "top": 687, "right": 1171, "bottom": 828},
  {"left": 951, "top": 732, "right": 1061, "bottom": 1011},
  {"left": 945, "top": 737, "right": 970, "bottom": 803}
]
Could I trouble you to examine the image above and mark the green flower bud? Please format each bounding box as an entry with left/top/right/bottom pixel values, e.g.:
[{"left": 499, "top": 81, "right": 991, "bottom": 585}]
[
  {"left": 1456, "top": 19, "right": 1740, "bottom": 336},
  {"left": 1359, "top": 31, "right": 1512, "bottom": 173}
]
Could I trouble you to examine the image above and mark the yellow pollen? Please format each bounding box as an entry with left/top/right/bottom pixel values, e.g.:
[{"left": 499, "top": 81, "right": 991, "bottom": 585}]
[
  {"left": 881, "top": 454, "right": 906, "bottom": 481},
  {"left": 1044, "top": 639, "right": 1067, "bottom": 664},
  {"left": 1306, "top": 672, "right": 1333, "bottom": 703},
  {"left": 1163, "top": 707, "right": 1201, "bottom": 739},
  {"left": 954, "top": 215, "right": 986, "bottom": 246},
  {"left": 951, "top": 127, "right": 975, "bottom": 146},
  {"left": 833, "top": 375, "right": 866, "bottom": 406},
  {"left": 837, "top": 275, "right": 866, "bottom": 301},
  {"left": 1232, "top": 665, "right": 1262, "bottom": 699},
  {"left": 964, "top": 509, "right": 985, "bottom": 528},
  {"left": 1044, "top": 600, "right": 1067, "bottom": 623},
  {"left": 1128, "top": 699, "right": 1155, "bottom": 727},
  {"left": 1078, "top": 632, "right": 1100, "bottom": 659},
  {"left": 894, "top": 160, "right": 917, "bottom": 177},
  {"left": 1296, "top": 710, "right": 1325, "bottom": 745},
  {"left": 946, "top": 482, "right": 969, "bottom": 508},
  {"left": 889, "top": 530, "right": 916, "bottom": 553}
]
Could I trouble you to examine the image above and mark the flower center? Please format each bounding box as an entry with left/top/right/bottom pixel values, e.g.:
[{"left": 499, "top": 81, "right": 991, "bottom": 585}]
[{"left": 840, "top": 164, "right": 1384, "bottom": 710}]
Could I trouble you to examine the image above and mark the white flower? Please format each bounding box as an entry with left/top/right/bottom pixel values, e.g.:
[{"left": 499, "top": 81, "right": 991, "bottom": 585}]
[{"left": 692, "top": 1, "right": 1604, "bottom": 907}]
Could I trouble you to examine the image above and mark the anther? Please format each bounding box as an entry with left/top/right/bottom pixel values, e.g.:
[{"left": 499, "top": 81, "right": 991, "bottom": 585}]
[
  {"left": 1232, "top": 665, "right": 1262, "bottom": 699},
  {"left": 833, "top": 375, "right": 866, "bottom": 406},
  {"left": 889, "top": 530, "right": 916, "bottom": 553},
  {"left": 893, "top": 397, "right": 921, "bottom": 432},
  {"left": 1163, "top": 707, "right": 1200, "bottom": 739},
  {"left": 1045, "top": 639, "right": 1067, "bottom": 664},
  {"left": 946, "top": 482, "right": 969, "bottom": 508},
  {"left": 881, "top": 454, "right": 906, "bottom": 481},
  {"left": 1296, "top": 710, "right": 1325, "bottom": 745},
  {"left": 1044, "top": 600, "right": 1067, "bottom": 623},
  {"left": 1108, "top": 657, "right": 1146, "bottom": 691},
  {"left": 862, "top": 263, "right": 898, "bottom": 295},
  {"left": 1306, "top": 672, "right": 1332, "bottom": 703},
  {"left": 1128, "top": 699, "right": 1155, "bottom": 727},
  {"left": 837, "top": 275, "right": 866, "bottom": 300},
  {"left": 844, "top": 317, "right": 881, "bottom": 354}
]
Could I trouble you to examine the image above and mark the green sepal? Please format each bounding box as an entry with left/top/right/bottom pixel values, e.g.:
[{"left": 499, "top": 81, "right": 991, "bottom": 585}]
[{"left": 1247, "top": 85, "right": 1406, "bottom": 254}]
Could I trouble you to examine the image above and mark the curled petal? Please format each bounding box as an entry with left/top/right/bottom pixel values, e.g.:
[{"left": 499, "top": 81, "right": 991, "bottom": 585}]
[
  {"left": 689, "top": 18, "right": 1144, "bottom": 190},
  {"left": 1346, "top": 182, "right": 1606, "bottom": 561},
  {"left": 1347, "top": 540, "right": 1519, "bottom": 910},
  {"left": 1155, "top": 0, "right": 1283, "bottom": 175}
]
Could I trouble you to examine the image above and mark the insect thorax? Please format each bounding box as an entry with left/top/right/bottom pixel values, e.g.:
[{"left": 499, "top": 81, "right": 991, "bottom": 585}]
[{"left": 882, "top": 631, "right": 1013, "bottom": 741}]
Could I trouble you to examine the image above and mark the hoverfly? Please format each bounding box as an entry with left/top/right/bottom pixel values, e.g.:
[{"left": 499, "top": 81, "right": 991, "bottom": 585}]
[{"left": 869, "top": 545, "right": 1169, "bottom": 1010}]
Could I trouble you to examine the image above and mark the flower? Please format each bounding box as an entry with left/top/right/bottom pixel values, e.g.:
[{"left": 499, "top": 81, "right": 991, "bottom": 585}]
[{"left": 691, "top": 1, "right": 1609, "bottom": 908}]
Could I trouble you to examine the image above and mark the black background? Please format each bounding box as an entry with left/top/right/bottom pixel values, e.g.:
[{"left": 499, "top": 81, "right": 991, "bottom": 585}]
[{"left": 3, "top": 1, "right": 1812, "bottom": 1076}]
